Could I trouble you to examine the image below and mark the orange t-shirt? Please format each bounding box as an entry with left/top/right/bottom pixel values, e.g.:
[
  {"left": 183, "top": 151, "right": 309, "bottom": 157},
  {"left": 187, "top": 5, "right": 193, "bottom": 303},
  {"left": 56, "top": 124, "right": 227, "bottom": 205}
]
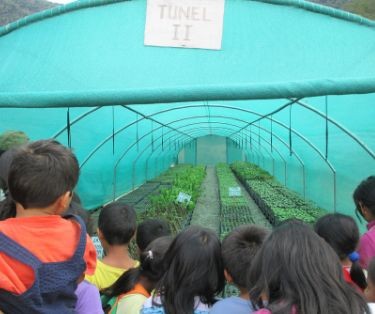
[{"left": 0, "top": 215, "right": 97, "bottom": 294}]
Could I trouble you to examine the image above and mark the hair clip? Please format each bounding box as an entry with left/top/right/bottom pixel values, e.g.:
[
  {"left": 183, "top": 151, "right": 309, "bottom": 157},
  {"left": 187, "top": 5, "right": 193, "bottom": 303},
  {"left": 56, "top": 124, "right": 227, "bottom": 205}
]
[
  {"left": 348, "top": 251, "right": 360, "bottom": 263},
  {"left": 147, "top": 250, "right": 154, "bottom": 260}
]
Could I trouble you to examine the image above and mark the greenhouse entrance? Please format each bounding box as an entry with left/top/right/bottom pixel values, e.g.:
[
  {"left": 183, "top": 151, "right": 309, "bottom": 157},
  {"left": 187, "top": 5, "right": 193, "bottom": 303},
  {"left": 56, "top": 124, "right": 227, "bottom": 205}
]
[
  {"left": 0, "top": 0, "right": 374, "bottom": 251},
  {"left": 178, "top": 135, "right": 244, "bottom": 165}
]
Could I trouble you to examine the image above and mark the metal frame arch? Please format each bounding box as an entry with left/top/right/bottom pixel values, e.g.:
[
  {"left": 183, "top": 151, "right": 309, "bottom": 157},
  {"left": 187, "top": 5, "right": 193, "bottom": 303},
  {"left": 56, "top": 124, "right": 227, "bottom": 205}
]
[{"left": 292, "top": 99, "right": 375, "bottom": 159}]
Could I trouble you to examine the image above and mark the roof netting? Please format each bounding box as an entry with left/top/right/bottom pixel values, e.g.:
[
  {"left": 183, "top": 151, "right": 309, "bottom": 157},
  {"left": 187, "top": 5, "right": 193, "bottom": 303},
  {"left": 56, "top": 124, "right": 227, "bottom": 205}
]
[{"left": 0, "top": 0, "right": 374, "bottom": 221}]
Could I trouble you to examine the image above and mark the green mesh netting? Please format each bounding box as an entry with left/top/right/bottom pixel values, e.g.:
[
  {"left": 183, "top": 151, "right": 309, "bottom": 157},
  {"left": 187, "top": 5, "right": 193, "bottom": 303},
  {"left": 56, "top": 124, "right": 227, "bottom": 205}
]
[{"left": 0, "top": 0, "right": 374, "bottom": 229}]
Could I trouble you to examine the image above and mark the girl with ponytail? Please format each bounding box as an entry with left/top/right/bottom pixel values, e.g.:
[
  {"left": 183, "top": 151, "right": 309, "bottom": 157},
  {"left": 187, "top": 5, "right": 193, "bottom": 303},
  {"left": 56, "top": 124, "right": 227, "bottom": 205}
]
[
  {"left": 102, "top": 236, "right": 172, "bottom": 314},
  {"left": 314, "top": 213, "right": 367, "bottom": 290}
]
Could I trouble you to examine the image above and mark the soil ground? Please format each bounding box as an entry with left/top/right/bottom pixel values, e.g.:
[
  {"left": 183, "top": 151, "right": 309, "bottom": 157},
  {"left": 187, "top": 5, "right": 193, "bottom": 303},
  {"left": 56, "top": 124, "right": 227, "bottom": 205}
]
[{"left": 190, "top": 166, "right": 221, "bottom": 234}]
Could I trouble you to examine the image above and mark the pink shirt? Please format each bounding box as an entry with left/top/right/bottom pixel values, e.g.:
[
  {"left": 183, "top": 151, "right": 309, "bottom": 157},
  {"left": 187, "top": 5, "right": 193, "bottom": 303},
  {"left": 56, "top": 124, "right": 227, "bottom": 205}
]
[{"left": 358, "top": 220, "right": 375, "bottom": 269}]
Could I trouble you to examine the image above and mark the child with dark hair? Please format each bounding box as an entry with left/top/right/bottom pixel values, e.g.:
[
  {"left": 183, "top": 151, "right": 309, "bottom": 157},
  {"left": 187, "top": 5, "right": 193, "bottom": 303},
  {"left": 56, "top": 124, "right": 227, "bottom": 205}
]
[
  {"left": 210, "top": 225, "right": 269, "bottom": 314},
  {"left": 65, "top": 193, "right": 93, "bottom": 235},
  {"left": 353, "top": 176, "right": 375, "bottom": 269},
  {"left": 0, "top": 139, "right": 97, "bottom": 313},
  {"left": 141, "top": 225, "right": 225, "bottom": 314},
  {"left": 314, "top": 213, "right": 367, "bottom": 290},
  {"left": 249, "top": 220, "right": 370, "bottom": 314},
  {"left": 86, "top": 202, "right": 138, "bottom": 290},
  {"left": 0, "top": 148, "right": 19, "bottom": 218},
  {"left": 136, "top": 218, "right": 171, "bottom": 252},
  {"left": 365, "top": 258, "right": 375, "bottom": 312},
  {"left": 102, "top": 236, "right": 173, "bottom": 314}
]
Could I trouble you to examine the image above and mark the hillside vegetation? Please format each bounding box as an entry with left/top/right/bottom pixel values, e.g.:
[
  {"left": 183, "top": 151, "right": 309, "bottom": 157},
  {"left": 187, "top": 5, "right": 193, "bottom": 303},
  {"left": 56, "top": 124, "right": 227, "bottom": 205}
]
[
  {"left": 0, "top": 0, "right": 57, "bottom": 26},
  {"left": 343, "top": 0, "right": 375, "bottom": 20},
  {"left": 0, "top": 0, "right": 373, "bottom": 27}
]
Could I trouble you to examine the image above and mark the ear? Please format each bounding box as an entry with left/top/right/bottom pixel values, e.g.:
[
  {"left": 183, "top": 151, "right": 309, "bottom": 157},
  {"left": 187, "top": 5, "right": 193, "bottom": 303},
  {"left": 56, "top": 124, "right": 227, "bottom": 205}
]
[
  {"left": 224, "top": 269, "right": 233, "bottom": 283},
  {"left": 97, "top": 228, "right": 105, "bottom": 242},
  {"left": 55, "top": 191, "right": 72, "bottom": 214}
]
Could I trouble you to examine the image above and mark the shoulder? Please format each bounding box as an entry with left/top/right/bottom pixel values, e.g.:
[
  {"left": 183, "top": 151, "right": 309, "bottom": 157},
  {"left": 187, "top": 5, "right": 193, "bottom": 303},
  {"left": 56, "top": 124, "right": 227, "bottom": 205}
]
[
  {"left": 141, "top": 296, "right": 164, "bottom": 314},
  {"left": 210, "top": 297, "right": 254, "bottom": 314},
  {"left": 76, "top": 280, "right": 100, "bottom": 296},
  {"left": 85, "top": 262, "right": 133, "bottom": 292},
  {"left": 75, "top": 281, "right": 103, "bottom": 314},
  {"left": 117, "top": 294, "right": 148, "bottom": 314},
  {"left": 143, "top": 295, "right": 162, "bottom": 308}
]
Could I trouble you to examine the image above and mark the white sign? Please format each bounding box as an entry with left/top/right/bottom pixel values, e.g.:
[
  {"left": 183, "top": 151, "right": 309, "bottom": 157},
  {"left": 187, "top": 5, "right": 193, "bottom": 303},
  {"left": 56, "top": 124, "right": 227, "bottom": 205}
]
[
  {"left": 176, "top": 192, "right": 192, "bottom": 203},
  {"left": 91, "top": 236, "right": 104, "bottom": 259},
  {"left": 144, "top": 0, "right": 225, "bottom": 50},
  {"left": 228, "top": 187, "right": 242, "bottom": 197}
]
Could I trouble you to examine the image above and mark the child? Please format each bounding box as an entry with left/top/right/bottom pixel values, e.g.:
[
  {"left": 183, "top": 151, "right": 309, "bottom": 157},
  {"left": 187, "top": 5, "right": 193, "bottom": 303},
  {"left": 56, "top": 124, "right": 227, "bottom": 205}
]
[
  {"left": 102, "top": 236, "right": 173, "bottom": 314},
  {"left": 314, "top": 213, "right": 367, "bottom": 290},
  {"left": 210, "top": 225, "right": 269, "bottom": 314},
  {"left": 0, "top": 139, "right": 97, "bottom": 313},
  {"left": 141, "top": 225, "right": 225, "bottom": 314},
  {"left": 136, "top": 218, "right": 171, "bottom": 252},
  {"left": 353, "top": 176, "right": 375, "bottom": 269},
  {"left": 249, "top": 220, "right": 370, "bottom": 314},
  {"left": 86, "top": 202, "right": 138, "bottom": 290},
  {"left": 365, "top": 258, "right": 375, "bottom": 313}
]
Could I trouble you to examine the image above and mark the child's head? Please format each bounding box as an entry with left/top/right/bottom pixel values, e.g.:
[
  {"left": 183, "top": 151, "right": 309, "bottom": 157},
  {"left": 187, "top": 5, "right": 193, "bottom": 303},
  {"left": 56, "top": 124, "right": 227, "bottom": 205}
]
[
  {"left": 140, "top": 236, "right": 173, "bottom": 281},
  {"left": 314, "top": 213, "right": 359, "bottom": 260},
  {"left": 0, "top": 148, "right": 18, "bottom": 195},
  {"left": 366, "top": 258, "right": 375, "bottom": 302},
  {"left": 353, "top": 176, "right": 375, "bottom": 222},
  {"left": 249, "top": 220, "right": 368, "bottom": 314},
  {"left": 98, "top": 202, "right": 136, "bottom": 246},
  {"left": 64, "top": 194, "right": 93, "bottom": 235},
  {"left": 136, "top": 218, "right": 171, "bottom": 251},
  {"left": 222, "top": 224, "right": 268, "bottom": 290},
  {"left": 8, "top": 140, "right": 79, "bottom": 211},
  {"left": 103, "top": 235, "right": 173, "bottom": 299},
  {"left": 156, "top": 225, "right": 224, "bottom": 314},
  {"left": 314, "top": 213, "right": 366, "bottom": 290}
]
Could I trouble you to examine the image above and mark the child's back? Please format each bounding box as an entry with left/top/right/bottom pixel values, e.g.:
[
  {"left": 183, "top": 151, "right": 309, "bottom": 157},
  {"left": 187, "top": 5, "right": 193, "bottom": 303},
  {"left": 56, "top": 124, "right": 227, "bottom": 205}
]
[
  {"left": 0, "top": 140, "right": 96, "bottom": 313},
  {"left": 210, "top": 225, "right": 269, "bottom": 314}
]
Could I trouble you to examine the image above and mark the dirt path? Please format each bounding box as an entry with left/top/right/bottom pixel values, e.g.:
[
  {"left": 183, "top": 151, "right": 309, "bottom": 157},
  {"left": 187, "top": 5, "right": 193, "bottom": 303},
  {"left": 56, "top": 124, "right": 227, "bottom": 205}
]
[{"left": 190, "top": 166, "right": 221, "bottom": 234}]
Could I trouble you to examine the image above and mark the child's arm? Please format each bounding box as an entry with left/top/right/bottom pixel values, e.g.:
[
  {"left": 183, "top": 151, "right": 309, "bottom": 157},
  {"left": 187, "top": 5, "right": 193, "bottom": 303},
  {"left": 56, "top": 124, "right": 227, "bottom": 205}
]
[{"left": 84, "top": 235, "right": 97, "bottom": 276}]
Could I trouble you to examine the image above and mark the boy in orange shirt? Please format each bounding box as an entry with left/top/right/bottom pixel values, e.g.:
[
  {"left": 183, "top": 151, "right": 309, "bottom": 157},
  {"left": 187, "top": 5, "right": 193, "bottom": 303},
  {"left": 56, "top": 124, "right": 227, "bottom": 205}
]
[{"left": 0, "top": 139, "right": 96, "bottom": 313}]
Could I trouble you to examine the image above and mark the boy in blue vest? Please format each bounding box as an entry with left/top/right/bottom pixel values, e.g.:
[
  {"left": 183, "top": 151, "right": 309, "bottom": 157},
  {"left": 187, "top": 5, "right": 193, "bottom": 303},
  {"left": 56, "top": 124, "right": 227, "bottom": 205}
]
[{"left": 0, "top": 139, "right": 96, "bottom": 313}]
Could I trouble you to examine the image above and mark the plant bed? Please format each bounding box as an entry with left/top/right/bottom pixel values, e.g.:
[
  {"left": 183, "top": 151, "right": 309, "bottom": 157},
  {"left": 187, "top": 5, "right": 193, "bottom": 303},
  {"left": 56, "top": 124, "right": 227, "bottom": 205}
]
[
  {"left": 231, "top": 161, "right": 326, "bottom": 226},
  {"left": 216, "top": 164, "right": 263, "bottom": 240},
  {"left": 137, "top": 164, "right": 206, "bottom": 234}
]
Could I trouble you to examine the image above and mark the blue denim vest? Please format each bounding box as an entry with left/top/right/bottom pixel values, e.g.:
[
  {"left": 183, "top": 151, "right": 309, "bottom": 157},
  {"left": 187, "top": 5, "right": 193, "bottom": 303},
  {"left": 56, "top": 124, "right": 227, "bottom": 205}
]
[{"left": 0, "top": 214, "right": 86, "bottom": 313}]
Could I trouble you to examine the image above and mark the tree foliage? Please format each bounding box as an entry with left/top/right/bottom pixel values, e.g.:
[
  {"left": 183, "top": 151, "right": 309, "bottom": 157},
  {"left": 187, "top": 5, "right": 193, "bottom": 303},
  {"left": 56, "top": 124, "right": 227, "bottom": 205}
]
[
  {"left": 343, "top": 0, "right": 375, "bottom": 20},
  {"left": 0, "top": 0, "right": 56, "bottom": 26},
  {"left": 0, "top": 131, "right": 29, "bottom": 151}
]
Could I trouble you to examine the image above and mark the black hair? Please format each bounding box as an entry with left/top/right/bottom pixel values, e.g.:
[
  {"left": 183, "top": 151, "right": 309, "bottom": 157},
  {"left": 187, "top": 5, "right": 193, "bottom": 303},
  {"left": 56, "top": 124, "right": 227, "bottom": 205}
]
[
  {"left": 136, "top": 218, "right": 171, "bottom": 251},
  {"left": 64, "top": 196, "right": 93, "bottom": 235},
  {"left": 314, "top": 213, "right": 367, "bottom": 290},
  {"left": 0, "top": 148, "right": 20, "bottom": 194},
  {"left": 98, "top": 202, "right": 136, "bottom": 245},
  {"left": 102, "top": 236, "right": 173, "bottom": 299},
  {"left": 0, "top": 195, "right": 16, "bottom": 220},
  {"left": 353, "top": 176, "right": 375, "bottom": 219},
  {"left": 154, "top": 225, "right": 224, "bottom": 314},
  {"left": 8, "top": 140, "right": 79, "bottom": 209},
  {"left": 222, "top": 224, "right": 269, "bottom": 289},
  {"left": 248, "top": 220, "right": 370, "bottom": 314}
]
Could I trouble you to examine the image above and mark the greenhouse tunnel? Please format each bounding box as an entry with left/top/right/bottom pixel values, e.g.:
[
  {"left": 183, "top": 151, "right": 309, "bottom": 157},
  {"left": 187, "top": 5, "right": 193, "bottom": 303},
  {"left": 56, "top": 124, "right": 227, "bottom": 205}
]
[{"left": 0, "top": 0, "right": 374, "bottom": 228}]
